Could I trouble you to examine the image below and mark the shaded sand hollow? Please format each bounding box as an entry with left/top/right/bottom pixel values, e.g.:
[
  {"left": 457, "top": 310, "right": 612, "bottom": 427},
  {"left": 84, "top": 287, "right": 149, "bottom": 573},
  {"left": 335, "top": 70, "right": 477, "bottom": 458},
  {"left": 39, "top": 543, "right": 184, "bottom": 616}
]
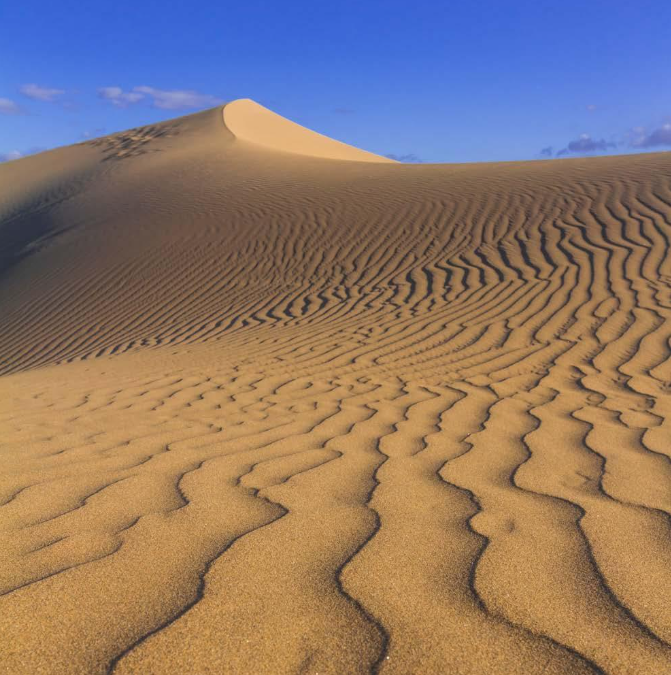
[{"left": 1, "top": 99, "right": 671, "bottom": 674}]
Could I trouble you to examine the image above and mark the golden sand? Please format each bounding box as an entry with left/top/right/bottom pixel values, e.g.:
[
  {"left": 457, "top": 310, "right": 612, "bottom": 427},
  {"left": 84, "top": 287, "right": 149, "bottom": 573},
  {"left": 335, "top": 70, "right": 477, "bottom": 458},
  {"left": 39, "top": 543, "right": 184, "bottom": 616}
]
[{"left": 1, "top": 100, "right": 671, "bottom": 673}]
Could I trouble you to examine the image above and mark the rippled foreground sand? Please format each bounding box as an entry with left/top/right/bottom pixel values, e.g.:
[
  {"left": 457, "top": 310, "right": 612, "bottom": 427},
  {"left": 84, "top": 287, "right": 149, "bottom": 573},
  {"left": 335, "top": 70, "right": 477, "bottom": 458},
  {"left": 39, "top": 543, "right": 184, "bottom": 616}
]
[{"left": 1, "top": 101, "right": 671, "bottom": 674}]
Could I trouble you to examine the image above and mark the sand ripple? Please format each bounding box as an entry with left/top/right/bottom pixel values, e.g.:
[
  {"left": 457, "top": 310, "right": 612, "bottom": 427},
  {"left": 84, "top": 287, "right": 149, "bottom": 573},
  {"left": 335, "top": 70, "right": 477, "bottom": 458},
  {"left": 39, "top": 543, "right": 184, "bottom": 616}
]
[{"left": 1, "top": 103, "right": 670, "bottom": 673}]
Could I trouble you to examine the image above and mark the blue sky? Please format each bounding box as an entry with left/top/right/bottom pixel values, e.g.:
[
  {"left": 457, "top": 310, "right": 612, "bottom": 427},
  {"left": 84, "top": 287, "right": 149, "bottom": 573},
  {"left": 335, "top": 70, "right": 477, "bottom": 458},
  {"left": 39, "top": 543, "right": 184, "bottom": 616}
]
[{"left": 1, "top": 0, "right": 670, "bottom": 163}]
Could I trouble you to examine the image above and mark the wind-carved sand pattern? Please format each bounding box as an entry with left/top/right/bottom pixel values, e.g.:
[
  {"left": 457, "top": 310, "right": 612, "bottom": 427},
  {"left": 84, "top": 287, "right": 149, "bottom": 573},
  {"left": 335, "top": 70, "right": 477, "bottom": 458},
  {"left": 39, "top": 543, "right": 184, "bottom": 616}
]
[
  {"left": 87, "top": 122, "right": 181, "bottom": 160},
  {"left": 1, "top": 100, "right": 671, "bottom": 674}
]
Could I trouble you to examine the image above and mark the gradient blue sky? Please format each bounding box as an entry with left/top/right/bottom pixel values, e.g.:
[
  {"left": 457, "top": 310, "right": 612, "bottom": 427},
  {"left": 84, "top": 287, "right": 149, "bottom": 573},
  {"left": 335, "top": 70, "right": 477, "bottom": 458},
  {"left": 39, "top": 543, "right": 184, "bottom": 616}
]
[{"left": 2, "top": 0, "right": 670, "bottom": 163}]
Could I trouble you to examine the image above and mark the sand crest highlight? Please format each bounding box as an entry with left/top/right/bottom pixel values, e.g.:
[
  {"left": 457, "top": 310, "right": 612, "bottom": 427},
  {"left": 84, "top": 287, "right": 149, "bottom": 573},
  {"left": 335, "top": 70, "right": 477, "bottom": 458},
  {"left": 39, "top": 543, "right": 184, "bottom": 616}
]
[{"left": 223, "top": 98, "right": 396, "bottom": 162}]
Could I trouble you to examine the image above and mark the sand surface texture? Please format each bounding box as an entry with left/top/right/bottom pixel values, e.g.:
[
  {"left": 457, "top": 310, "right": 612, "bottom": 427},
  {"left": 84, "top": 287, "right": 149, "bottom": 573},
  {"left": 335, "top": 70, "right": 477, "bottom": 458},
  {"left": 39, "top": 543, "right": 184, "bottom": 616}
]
[{"left": 1, "top": 100, "right": 671, "bottom": 674}]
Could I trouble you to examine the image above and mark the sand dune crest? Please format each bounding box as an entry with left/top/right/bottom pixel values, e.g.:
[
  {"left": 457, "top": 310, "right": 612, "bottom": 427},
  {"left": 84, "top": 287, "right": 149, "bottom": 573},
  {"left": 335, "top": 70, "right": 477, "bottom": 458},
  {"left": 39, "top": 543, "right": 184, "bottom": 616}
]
[{"left": 223, "top": 98, "right": 395, "bottom": 162}]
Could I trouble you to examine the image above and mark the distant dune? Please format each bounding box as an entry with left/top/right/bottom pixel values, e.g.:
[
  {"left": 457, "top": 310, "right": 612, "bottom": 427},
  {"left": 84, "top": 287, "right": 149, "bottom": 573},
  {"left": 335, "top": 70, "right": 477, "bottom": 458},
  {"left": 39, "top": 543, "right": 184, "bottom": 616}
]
[{"left": 1, "top": 100, "right": 671, "bottom": 674}]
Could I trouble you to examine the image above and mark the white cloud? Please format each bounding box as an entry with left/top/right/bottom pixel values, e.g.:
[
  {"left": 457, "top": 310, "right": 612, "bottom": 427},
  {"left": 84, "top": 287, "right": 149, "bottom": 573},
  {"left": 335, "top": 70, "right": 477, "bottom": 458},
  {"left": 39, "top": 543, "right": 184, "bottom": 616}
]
[
  {"left": 98, "top": 85, "right": 222, "bottom": 111},
  {"left": 0, "top": 147, "right": 46, "bottom": 162},
  {"left": 20, "top": 83, "right": 65, "bottom": 102},
  {"left": 97, "top": 86, "right": 145, "bottom": 107},
  {"left": 133, "top": 86, "right": 222, "bottom": 110},
  {"left": 0, "top": 150, "right": 23, "bottom": 162},
  {"left": 0, "top": 97, "right": 22, "bottom": 115}
]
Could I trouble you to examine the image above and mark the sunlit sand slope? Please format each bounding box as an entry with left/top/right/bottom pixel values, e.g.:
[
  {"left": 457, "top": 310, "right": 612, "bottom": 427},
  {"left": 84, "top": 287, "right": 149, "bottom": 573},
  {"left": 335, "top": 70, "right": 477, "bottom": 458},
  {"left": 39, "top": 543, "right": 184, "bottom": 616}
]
[
  {"left": 1, "top": 101, "right": 671, "bottom": 674},
  {"left": 224, "top": 99, "right": 397, "bottom": 161}
]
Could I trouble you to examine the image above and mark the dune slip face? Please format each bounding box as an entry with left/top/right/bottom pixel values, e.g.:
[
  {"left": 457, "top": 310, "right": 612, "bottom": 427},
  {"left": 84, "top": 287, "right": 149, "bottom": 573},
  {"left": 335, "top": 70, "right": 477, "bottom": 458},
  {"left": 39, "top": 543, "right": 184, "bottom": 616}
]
[{"left": 1, "top": 99, "right": 671, "bottom": 674}]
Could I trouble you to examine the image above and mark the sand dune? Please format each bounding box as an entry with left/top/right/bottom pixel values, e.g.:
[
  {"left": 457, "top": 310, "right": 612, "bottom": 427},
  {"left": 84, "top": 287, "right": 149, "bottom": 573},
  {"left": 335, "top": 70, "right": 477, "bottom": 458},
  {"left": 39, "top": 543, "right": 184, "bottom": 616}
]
[{"left": 1, "top": 100, "right": 671, "bottom": 674}]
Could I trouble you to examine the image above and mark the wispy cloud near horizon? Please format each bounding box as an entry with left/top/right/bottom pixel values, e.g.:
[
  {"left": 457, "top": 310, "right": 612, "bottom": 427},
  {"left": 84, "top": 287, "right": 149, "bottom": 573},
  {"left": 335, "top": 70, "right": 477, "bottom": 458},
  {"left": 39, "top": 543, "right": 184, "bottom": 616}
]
[
  {"left": 0, "top": 146, "right": 46, "bottom": 162},
  {"left": 0, "top": 150, "right": 24, "bottom": 162},
  {"left": 134, "top": 86, "right": 223, "bottom": 110},
  {"left": 542, "top": 117, "right": 671, "bottom": 159},
  {"left": 97, "top": 87, "right": 145, "bottom": 107},
  {"left": 98, "top": 85, "right": 222, "bottom": 110},
  {"left": 629, "top": 123, "right": 671, "bottom": 149},
  {"left": 556, "top": 134, "right": 616, "bottom": 157},
  {"left": 385, "top": 153, "right": 423, "bottom": 163}
]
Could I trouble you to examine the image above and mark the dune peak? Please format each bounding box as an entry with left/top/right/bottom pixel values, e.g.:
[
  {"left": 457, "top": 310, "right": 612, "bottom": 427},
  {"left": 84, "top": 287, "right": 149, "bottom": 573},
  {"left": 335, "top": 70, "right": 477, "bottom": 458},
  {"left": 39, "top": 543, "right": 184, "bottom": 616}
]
[{"left": 222, "top": 98, "right": 395, "bottom": 163}]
